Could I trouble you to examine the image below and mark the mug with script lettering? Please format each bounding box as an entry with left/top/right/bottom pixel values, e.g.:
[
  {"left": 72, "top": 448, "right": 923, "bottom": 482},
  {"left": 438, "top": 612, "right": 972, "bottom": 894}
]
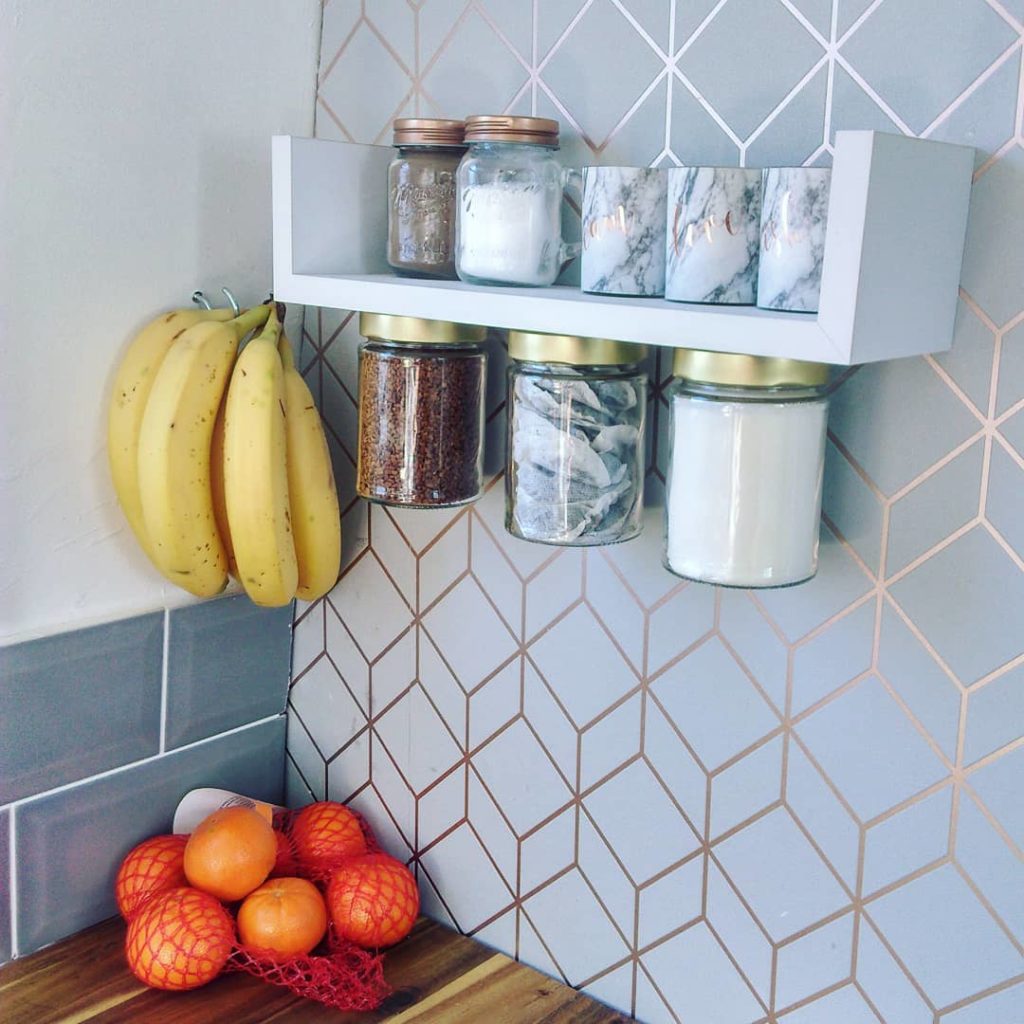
[
  {"left": 665, "top": 167, "right": 761, "bottom": 304},
  {"left": 757, "top": 167, "right": 832, "bottom": 312},
  {"left": 581, "top": 166, "right": 666, "bottom": 296}
]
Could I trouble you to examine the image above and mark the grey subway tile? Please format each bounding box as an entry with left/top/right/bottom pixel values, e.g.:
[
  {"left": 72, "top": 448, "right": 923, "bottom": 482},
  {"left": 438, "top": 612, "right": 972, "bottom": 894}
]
[
  {"left": 0, "top": 807, "right": 9, "bottom": 963},
  {"left": 165, "top": 595, "right": 292, "bottom": 750},
  {"left": 0, "top": 615, "right": 163, "bottom": 804},
  {"left": 15, "top": 717, "right": 284, "bottom": 956}
]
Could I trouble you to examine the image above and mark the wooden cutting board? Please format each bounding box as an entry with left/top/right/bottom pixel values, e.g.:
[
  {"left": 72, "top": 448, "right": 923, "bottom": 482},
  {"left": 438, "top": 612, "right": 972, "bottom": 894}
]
[{"left": 0, "top": 916, "right": 629, "bottom": 1023}]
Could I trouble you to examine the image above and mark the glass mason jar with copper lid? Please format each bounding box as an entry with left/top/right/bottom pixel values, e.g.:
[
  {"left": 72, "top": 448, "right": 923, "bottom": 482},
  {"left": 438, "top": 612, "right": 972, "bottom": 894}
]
[
  {"left": 387, "top": 118, "right": 465, "bottom": 279},
  {"left": 456, "top": 115, "right": 581, "bottom": 288}
]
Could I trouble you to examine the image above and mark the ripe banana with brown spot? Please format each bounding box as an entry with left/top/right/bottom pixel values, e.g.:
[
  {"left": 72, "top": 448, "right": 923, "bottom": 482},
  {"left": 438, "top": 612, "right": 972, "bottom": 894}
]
[
  {"left": 107, "top": 307, "right": 233, "bottom": 568},
  {"left": 223, "top": 306, "right": 298, "bottom": 607},
  {"left": 136, "top": 304, "right": 271, "bottom": 596},
  {"left": 279, "top": 334, "right": 341, "bottom": 601}
]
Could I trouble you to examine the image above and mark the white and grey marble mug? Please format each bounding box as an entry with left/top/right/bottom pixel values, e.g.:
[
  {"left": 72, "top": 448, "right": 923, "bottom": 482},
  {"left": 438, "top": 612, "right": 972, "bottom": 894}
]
[
  {"left": 757, "top": 167, "right": 832, "bottom": 312},
  {"left": 665, "top": 167, "right": 762, "bottom": 304},
  {"left": 581, "top": 166, "right": 666, "bottom": 296}
]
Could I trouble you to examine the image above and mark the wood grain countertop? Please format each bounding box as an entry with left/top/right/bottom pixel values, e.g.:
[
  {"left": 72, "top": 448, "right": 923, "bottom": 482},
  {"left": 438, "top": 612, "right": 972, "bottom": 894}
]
[{"left": 0, "top": 916, "right": 628, "bottom": 1023}]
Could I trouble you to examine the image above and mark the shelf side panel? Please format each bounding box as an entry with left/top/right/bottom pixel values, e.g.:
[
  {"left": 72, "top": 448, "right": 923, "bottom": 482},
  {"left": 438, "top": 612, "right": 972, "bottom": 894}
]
[
  {"left": 822, "top": 132, "right": 974, "bottom": 364},
  {"left": 288, "top": 137, "right": 391, "bottom": 277}
]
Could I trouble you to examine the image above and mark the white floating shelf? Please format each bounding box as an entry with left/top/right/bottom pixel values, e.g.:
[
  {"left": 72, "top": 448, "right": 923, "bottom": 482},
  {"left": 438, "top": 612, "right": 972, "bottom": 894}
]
[{"left": 272, "top": 131, "right": 975, "bottom": 366}]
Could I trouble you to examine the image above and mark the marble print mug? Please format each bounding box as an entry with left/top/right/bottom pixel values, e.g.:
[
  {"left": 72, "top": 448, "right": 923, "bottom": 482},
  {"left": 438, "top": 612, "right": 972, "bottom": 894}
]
[
  {"left": 757, "top": 167, "right": 832, "bottom": 312},
  {"left": 665, "top": 166, "right": 762, "bottom": 304},
  {"left": 581, "top": 166, "right": 666, "bottom": 296}
]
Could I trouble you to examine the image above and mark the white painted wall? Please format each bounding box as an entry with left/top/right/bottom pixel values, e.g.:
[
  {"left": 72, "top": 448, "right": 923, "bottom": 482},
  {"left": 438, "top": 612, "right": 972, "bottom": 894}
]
[{"left": 0, "top": 0, "right": 321, "bottom": 643}]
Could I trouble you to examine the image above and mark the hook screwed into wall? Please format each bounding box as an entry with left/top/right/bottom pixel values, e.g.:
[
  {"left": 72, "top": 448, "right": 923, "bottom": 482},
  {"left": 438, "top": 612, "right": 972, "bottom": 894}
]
[
  {"left": 221, "top": 287, "right": 240, "bottom": 316},
  {"left": 191, "top": 290, "right": 212, "bottom": 310}
]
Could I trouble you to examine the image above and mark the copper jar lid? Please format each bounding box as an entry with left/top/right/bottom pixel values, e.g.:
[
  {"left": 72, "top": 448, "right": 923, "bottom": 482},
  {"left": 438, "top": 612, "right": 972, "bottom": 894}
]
[
  {"left": 464, "top": 114, "right": 559, "bottom": 146},
  {"left": 392, "top": 118, "right": 466, "bottom": 147}
]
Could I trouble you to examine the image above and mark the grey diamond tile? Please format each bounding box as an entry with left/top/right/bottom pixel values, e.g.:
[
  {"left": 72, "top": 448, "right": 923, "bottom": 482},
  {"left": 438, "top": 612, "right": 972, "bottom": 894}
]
[
  {"left": 319, "top": 21, "right": 412, "bottom": 143},
  {"left": 792, "top": 600, "right": 875, "bottom": 715},
  {"left": 830, "top": 357, "right": 981, "bottom": 498},
  {"left": 529, "top": 604, "right": 637, "bottom": 728},
  {"left": 790, "top": 0, "right": 832, "bottom": 36},
  {"left": 823, "top": 438, "right": 884, "bottom": 575},
  {"left": 0, "top": 807, "right": 8, "bottom": 963},
  {"left": 542, "top": 0, "right": 663, "bottom": 145},
  {"left": 581, "top": 962, "right": 634, "bottom": 1022},
  {"left": 796, "top": 675, "right": 947, "bottom": 821},
  {"left": 420, "top": 629, "right": 467, "bottom": 748},
  {"left": 586, "top": 551, "right": 644, "bottom": 674},
  {"left": 714, "top": 807, "right": 848, "bottom": 941},
  {"left": 641, "top": 922, "right": 764, "bottom": 1022},
  {"left": 331, "top": 553, "right": 412, "bottom": 661},
  {"left": 955, "top": 795, "right": 1024, "bottom": 942},
  {"left": 638, "top": 856, "right": 704, "bottom": 947},
  {"left": 774, "top": 912, "right": 854, "bottom": 1012},
  {"left": 652, "top": 637, "right": 778, "bottom": 770},
  {"left": 521, "top": 807, "right": 575, "bottom": 896},
  {"left": 962, "top": 146, "right": 1024, "bottom": 326},
  {"left": 968, "top": 745, "right": 1024, "bottom": 848},
  {"left": 370, "top": 507, "right": 416, "bottom": 608},
  {"left": 586, "top": 759, "right": 699, "bottom": 883},
  {"left": 780, "top": 986, "right": 878, "bottom": 1023},
  {"left": 477, "top": 0, "right": 533, "bottom": 58},
  {"left": 987, "top": 443, "right": 1024, "bottom": 559},
  {"left": 290, "top": 655, "right": 365, "bottom": 759},
  {"left": 646, "top": 582, "right": 715, "bottom": 677},
  {"left": 419, "top": 1, "right": 471, "bottom": 68},
  {"left": 285, "top": 712, "right": 326, "bottom": 801},
  {"left": 677, "top": 0, "right": 823, "bottom": 139},
  {"left": 746, "top": 64, "right": 828, "bottom": 167},
  {"left": 706, "top": 861, "right": 773, "bottom": 999},
  {"left": 996, "top": 321, "right": 1024, "bottom": 417},
  {"left": 468, "top": 658, "right": 519, "bottom": 750},
  {"left": 417, "top": 766, "right": 465, "bottom": 848},
  {"left": 600, "top": 75, "right": 669, "bottom": 168},
  {"left": 935, "top": 300, "right": 997, "bottom": 412},
  {"left": 363, "top": 0, "right": 415, "bottom": 71},
  {"left": 524, "top": 868, "right": 630, "bottom": 985},
  {"left": 855, "top": 917, "right": 933, "bottom": 1024},
  {"left": 635, "top": 966, "right": 677, "bottom": 1024},
  {"left": 327, "top": 726, "right": 370, "bottom": 801},
  {"left": 420, "top": 823, "right": 513, "bottom": 932},
  {"left": 939, "top": 984, "right": 1024, "bottom": 1024},
  {"left": 422, "top": 8, "right": 527, "bottom": 118},
  {"left": 886, "top": 440, "right": 984, "bottom": 577},
  {"left": 644, "top": 701, "right": 708, "bottom": 834},
  {"left": 523, "top": 661, "right": 578, "bottom": 788},
  {"left": 675, "top": 0, "right": 724, "bottom": 46},
  {"left": 367, "top": 733, "right": 415, "bottom": 849},
  {"left": 166, "top": 596, "right": 291, "bottom": 749},
  {"left": 0, "top": 614, "right": 162, "bottom": 804},
  {"left": 375, "top": 684, "right": 461, "bottom": 795},
  {"left": 669, "top": 75, "right": 741, "bottom": 170},
  {"left": 839, "top": 0, "right": 1017, "bottom": 134},
  {"left": 836, "top": 0, "right": 876, "bottom": 38},
  {"left": 964, "top": 663, "right": 1024, "bottom": 765},
  {"left": 718, "top": 592, "right": 788, "bottom": 713},
  {"left": 292, "top": 600, "right": 325, "bottom": 679},
  {"left": 468, "top": 771, "right": 518, "bottom": 889},
  {"left": 420, "top": 514, "right": 469, "bottom": 610},
  {"left": 889, "top": 526, "right": 1024, "bottom": 686},
  {"left": 423, "top": 576, "right": 518, "bottom": 690},
  {"left": 862, "top": 785, "right": 953, "bottom": 895},
  {"left": 711, "top": 735, "right": 783, "bottom": 838},
  {"left": 578, "top": 813, "right": 635, "bottom": 938},
  {"left": 866, "top": 862, "right": 1022, "bottom": 1007},
  {"left": 475, "top": 720, "right": 571, "bottom": 836},
  {"left": 525, "top": 549, "right": 583, "bottom": 641},
  {"left": 580, "top": 693, "right": 641, "bottom": 791}
]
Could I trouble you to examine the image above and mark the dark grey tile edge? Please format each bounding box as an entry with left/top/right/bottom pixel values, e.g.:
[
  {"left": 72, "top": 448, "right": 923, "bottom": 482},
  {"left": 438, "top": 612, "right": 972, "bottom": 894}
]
[
  {"left": 0, "top": 613, "right": 164, "bottom": 804},
  {"left": 14, "top": 716, "right": 285, "bottom": 956},
  {"left": 0, "top": 807, "right": 10, "bottom": 964},
  {"left": 165, "top": 595, "right": 293, "bottom": 750}
]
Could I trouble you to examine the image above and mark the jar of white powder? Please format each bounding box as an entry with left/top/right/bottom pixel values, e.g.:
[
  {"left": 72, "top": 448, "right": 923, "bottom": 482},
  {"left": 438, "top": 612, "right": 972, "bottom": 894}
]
[
  {"left": 456, "top": 116, "right": 580, "bottom": 287},
  {"left": 506, "top": 331, "right": 647, "bottom": 546},
  {"left": 664, "top": 350, "right": 832, "bottom": 588}
]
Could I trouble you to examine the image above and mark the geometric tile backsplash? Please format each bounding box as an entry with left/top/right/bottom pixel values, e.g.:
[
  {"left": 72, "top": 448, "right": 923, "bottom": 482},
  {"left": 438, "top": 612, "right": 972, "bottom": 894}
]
[{"left": 289, "top": 2, "right": 1024, "bottom": 1021}]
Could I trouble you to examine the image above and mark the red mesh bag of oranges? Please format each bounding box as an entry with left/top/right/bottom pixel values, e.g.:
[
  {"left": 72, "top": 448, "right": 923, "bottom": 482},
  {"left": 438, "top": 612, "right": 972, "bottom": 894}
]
[{"left": 114, "top": 799, "right": 420, "bottom": 1012}]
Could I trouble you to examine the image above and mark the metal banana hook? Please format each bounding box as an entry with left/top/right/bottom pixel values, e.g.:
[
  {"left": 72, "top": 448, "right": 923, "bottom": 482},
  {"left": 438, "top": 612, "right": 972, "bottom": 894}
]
[
  {"left": 191, "top": 290, "right": 212, "bottom": 310},
  {"left": 221, "top": 288, "right": 240, "bottom": 316}
]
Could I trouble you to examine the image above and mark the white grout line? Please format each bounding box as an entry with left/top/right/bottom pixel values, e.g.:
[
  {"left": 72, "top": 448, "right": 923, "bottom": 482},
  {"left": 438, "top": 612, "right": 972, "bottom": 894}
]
[
  {"left": 8, "top": 807, "right": 17, "bottom": 958},
  {"left": 159, "top": 608, "right": 170, "bottom": 754},
  {"left": 5, "top": 714, "right": 284, "bottom": 814}
]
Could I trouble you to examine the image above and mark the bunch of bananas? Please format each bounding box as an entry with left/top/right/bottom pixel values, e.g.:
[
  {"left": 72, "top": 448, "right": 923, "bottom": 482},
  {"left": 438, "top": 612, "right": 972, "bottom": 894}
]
[{"left": 107, "top": 302, "right": 341, "bottom": 606}]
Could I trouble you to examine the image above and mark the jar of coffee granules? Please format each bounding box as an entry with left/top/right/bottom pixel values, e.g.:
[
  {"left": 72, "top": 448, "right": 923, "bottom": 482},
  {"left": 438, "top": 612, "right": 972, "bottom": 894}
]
[
  {"left": 357, "top": 313, "right": 487, "bottom": 508},
  {"left": 387, "top": 119, "right": 465, "bottom": 279}
]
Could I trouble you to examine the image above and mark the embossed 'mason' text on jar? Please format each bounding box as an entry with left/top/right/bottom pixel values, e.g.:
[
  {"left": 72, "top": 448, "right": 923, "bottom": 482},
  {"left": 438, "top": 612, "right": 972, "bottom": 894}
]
[{"left": 387, "top": 118, "right": 465, "bottom": 279}]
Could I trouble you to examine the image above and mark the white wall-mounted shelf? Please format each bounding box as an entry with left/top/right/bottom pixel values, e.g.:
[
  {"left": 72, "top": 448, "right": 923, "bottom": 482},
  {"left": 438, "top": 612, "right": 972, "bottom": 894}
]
[{"left": 271, "top": 131, "right": 975, "bottom": 366}]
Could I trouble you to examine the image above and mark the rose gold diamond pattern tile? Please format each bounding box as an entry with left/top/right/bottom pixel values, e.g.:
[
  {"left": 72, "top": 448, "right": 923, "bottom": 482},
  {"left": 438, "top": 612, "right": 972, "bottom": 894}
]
[{"left": 292, "top": 3, "right": 1024, "bottom": 1020}]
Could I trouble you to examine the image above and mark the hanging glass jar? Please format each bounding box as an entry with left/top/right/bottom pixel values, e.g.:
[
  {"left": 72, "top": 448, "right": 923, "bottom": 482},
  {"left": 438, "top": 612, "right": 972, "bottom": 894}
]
[
  {"left": 664, "top": 349, "right": 832, "bottom": 587},
  {"left": 506, "top": 330, "right": 647, "bottom": 546},
  {"left": 455, "top": 115, "right": 580, "bottom": 287},
  {"left": 357, "top": 314, "right": 487, "bottom": 508},
  {"left": 387, "top": 118, "right": 465, "bottom": 279}
]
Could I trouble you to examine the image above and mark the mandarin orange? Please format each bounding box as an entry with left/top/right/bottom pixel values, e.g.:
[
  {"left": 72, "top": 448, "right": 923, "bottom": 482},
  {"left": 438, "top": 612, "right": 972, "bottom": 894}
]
[
  {"left": 183, "top": 805, "right": 277, "bottom": 902},
  {"left": 125, "top": 886, "right": 234, "bottom": 990},
  {"left": 114, "top": 833, "right": 188, "bottom": 919},
  {"left": 326, "top": 853, "right": 419, "bottom": 949},
  {"left": 237, "top": 876, "right": 328, "bottom": 957},
  {"left": 291, "top": 801, "right": 367, "bottom": 874}
]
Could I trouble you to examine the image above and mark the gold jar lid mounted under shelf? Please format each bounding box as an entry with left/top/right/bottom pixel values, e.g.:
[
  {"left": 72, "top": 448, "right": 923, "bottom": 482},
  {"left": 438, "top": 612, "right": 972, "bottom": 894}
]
[
  {"left": 671, "top": 348, "right": 831, "bottom": 388},
  {"left": 508, "top": 330, "right": 647, "bottom": 366},
  {"left": 359, "top": 313, "right": 487, "bottom": 345}
]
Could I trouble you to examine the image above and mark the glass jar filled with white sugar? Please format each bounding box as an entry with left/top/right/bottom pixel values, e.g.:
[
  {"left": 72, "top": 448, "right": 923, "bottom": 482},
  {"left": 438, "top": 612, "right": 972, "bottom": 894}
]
[
  {"left": 664, "top": 350, "right": 832, "bottom": 588},
  {"left": 455, "top": 115, "right": 580, "bottom": 287}
]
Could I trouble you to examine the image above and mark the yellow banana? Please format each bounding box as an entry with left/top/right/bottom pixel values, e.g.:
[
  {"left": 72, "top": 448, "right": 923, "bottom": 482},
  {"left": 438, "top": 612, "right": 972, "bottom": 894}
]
[
  {"left": 209, "top": 392, "right": 237, "bottom": 579},
  {"left": 107, "top": 307, "right": 233, "bottom": 568},
  {"left": 223, "top": 307, "right": 298, "bottom": 607},
  {"left": 137, "top": 304, "right": 270, "bottom": 596},
  {"left": 279, "top": 334, "right": 341, "bottom": 601}
]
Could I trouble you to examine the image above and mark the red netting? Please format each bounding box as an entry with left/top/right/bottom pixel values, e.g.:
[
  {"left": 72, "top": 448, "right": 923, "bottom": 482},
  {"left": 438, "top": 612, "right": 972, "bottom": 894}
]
[{"left": 122, "top": 805, "right": 395, "bottom": 1012}]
